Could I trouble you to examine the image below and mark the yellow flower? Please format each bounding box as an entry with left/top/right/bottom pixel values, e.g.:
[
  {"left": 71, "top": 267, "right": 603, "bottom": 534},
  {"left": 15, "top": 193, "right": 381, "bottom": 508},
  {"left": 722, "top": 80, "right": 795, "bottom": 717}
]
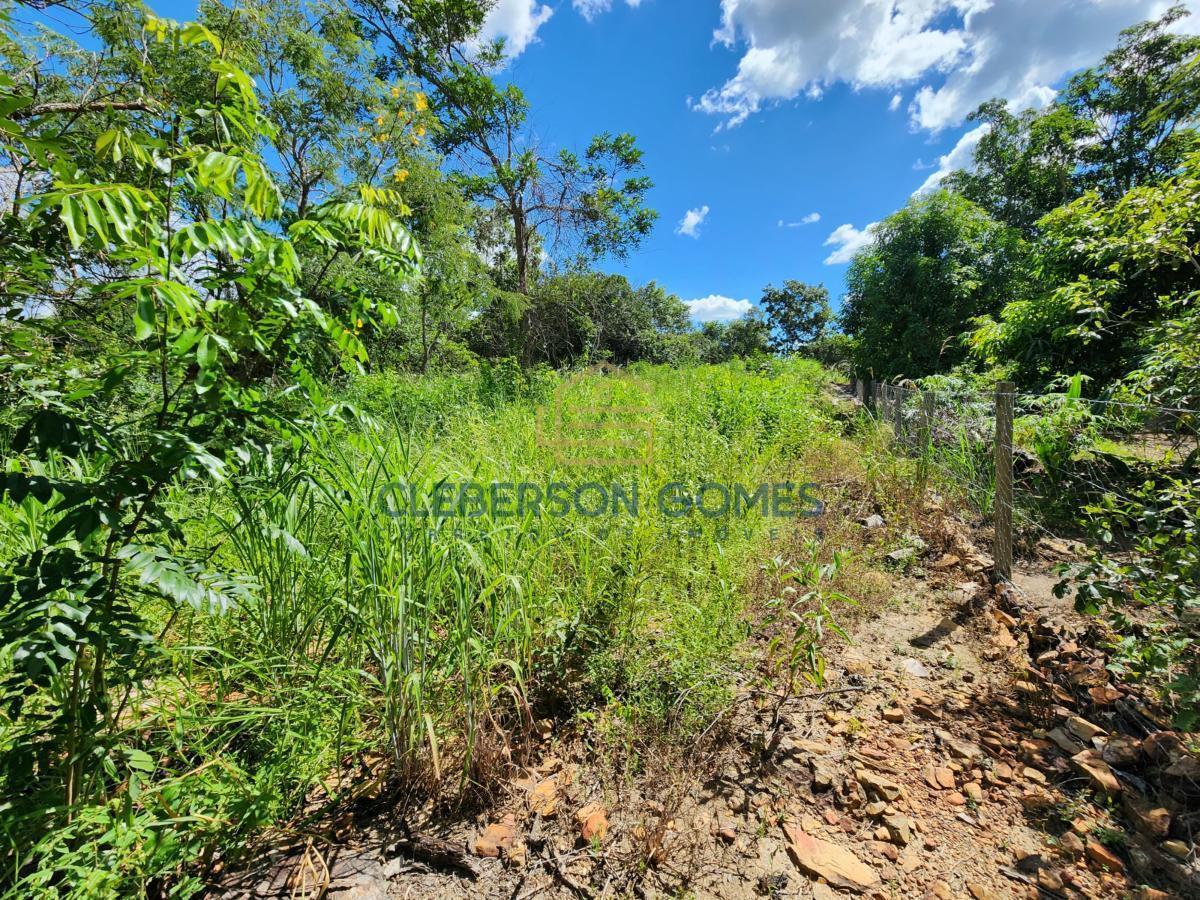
[
  {"left": 375, "top": 115, "right": 385, "bottom": 127},
  {"left": 413, "top": 92, "right": 428, "bottom": 112},
  {"left": 391, "top": 86, "right": 400, "bottom": 99},
  {"left": 414, "top": 124, "right": 426, "bottom": 138},
  {"left": 393, "top": 169, "right": 410, "bottom": 183},
  {"left": 356, "top": 318, "right": 364, "bottom": 330}
]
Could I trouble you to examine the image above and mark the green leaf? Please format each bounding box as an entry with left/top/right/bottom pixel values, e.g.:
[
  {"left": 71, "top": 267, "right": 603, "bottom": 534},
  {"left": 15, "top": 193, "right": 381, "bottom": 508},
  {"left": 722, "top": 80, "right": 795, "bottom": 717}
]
[
  {"left": 122, "top": 748, "right": 155, "bottom": 773},
  {"left": 179, "top": 22, "right": 222, "bottom": 52},
  {"left": 45, "top": 505, "right": 102, "bottom": 544},
  {"left": 197, "top": 334, "right": 217, "bottom": 369},
  {"left": 134, "top": 290, "right": 156, "bottom": 341},
  {"left": 60, "top": 196, "right": 86, "bottom": 248}
]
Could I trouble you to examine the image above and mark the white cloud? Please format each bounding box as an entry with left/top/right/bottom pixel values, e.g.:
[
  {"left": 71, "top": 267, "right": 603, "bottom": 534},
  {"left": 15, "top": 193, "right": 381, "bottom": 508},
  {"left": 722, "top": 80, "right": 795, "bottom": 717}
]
[
  {"left": 477, "top": 0, "right": 554, "bottom": 58},
  {"left": 698, "top": 0, "right": 1197, "bottom": 131},
  {"left": 696, "top": 0, "right": 970, "bottom": 128},
  {"left": 573, "top": 0, "right": 643, "bottom": 22},
  {"left": 823, "top": 221, "right": 879, "bottom": 265},
  {"left": 574, "top": 0, "right": 608, "bottom": 18},
  {"left": 913, "top": 122, "right": 992, "bottom": 194},
  {"left": 889, "top": 93, "right": 902, "bottom": 112},
  {"left": 686, "top": 295, "right": 753, "bottom": 322},
  {"left": 910, "top": 0, "right": 1199, "bottom": 130},
  {"left": 676, "top": 205, "right": 710, "bottom": 238},
  {"left": 778, "top": 212, "right": 821, "bottom": 228}
]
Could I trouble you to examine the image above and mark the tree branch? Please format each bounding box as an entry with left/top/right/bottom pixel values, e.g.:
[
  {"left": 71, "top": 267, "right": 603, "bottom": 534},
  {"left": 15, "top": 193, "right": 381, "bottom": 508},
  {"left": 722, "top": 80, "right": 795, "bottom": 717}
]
[{"left": 12, "top": 99, "right": 151, "bottom": 121}]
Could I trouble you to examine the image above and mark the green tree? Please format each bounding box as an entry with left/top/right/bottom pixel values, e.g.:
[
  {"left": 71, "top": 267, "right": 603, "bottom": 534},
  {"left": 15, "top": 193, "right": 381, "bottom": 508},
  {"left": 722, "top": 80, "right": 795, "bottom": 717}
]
[
  {"left": 692, "top": 310, "right": 771, "bottom": 363},
  {"left": 969, "top": 152, "right": 1200, "bottom": 388},
  {"left": 316, "top": 149, "right": 485, "bottom": 373},
  {"left": 0, "top": 11, "right": 418, "bottom": 884},
  {"left": 945, "top": 7, "right": 1200, "bottom": 233},
  {"left": 399, "top": 154, "right": 487, "bottom": 371},
  {"left": 759, "top": 280, "right": 831, "bottom": 353},
  {"left": 1063, "top": 4, "right": 1200, "bottom": 200},
  {"left": 446, "top": 100, "right": 656, "bottom": 294},
  {"left": 722, "top": 308, "right": 772, "bottom": 359},
  {"left": 469, "top": 271, "right": 690, "bottom": 366},
  {"left": 199, "top": 0, "right": 483, "bottom": 375},
  {"left": 199, "top": 0, "right": 377, "bottom": 217},
  {"left": 840, "top": 191, "right": 1029, "bottom": 379},
  {"left": 354, "top": 6, "right": 657, "bottom": 293},
  {"left": 944, "top": 100, "right": 1084, "bottom": 236}
]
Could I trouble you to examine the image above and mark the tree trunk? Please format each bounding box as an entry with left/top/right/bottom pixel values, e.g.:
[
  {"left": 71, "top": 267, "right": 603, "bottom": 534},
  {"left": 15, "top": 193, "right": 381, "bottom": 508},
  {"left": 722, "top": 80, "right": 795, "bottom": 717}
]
[
  {"left": 513, "top": 203, "right": 529, "bottom": 294},
  {"left": 421, "top": 300, "right": 430, "bottom": 374}
]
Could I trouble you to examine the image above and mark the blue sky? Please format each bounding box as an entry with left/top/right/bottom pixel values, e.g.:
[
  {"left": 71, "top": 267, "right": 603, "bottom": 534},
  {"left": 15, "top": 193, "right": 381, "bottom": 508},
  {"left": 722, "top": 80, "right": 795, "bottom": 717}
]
[
  {"left": 477, "top": 0, "right": 1194, "bottom": 321},
  {"left": 497, "top": 1, "right": 921, "bottom": 320}
]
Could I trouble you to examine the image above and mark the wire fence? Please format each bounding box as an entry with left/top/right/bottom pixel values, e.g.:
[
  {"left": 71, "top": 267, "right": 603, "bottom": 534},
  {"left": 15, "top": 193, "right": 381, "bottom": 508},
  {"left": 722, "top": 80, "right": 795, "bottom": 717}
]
[{"left": 851, "top": 376, "right": 1200, "bottom": 588}]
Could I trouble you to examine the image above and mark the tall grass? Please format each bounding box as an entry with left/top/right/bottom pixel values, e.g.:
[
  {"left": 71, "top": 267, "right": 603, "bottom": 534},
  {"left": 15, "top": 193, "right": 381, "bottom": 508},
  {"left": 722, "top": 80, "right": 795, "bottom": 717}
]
[
  {"left": 0, "top": 358, "right": 836, "bottom": 896},
  {"left": 866, "top": 382, "right": 997, "bottom": 519}
]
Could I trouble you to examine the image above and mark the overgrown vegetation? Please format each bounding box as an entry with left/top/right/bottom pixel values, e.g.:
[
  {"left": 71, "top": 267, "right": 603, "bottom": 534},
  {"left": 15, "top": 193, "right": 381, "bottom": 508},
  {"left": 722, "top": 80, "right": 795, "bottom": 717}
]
[
  {"left": 4, "top": 0, "right": 1200, "bottom": 893},
  {"left": 0, "top": 0, "right": 854, "bottom": 892},
  {"left": 0, "top": 347, "right": 836, "bottom": 894},
  {"left": 839, "top": 5, "right": 1200, "bottom": 729}
]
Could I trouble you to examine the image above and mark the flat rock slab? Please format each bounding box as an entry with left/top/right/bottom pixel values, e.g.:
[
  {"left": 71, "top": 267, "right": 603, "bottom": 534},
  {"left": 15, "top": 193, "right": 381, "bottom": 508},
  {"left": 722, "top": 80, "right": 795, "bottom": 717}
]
[
  {"left": 1071, "top": 749, "right": 1122, "bottom": 795},
  {"left": 782, "top": 823, "right": 881, "bottom": 893}
]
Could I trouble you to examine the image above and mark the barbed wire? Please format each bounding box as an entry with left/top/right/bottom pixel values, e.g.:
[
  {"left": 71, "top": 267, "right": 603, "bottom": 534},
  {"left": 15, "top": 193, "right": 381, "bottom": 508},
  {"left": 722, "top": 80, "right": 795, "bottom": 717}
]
[{"left": 851, "top": 376, "right": 1195, "bottom": 579}]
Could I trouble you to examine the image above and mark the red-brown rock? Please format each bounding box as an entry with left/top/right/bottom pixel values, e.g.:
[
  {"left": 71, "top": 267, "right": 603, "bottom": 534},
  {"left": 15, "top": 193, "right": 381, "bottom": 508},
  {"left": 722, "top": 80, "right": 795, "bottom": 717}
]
[{"left": 781, "top": 823, "right": 882, "bottom": 893}]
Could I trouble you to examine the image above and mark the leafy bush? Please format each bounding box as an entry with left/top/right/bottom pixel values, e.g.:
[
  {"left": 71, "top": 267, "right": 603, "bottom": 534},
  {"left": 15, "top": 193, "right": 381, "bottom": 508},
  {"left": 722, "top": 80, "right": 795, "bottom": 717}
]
[
  {"left": 1060, "top": 467, "right": 1200, "bottom": 727},
  {"left": 970, "top": 152, "right": 1200, "bottom": 391},
  {"left": 764, "top": 544, "right": 855, "bottom": 696},
  {"left": 0, "top": 11, "right": 419, "bottom": 893},
  {"left": 1116, "top": 291, "right": 1200, "bottom": 415},
  {"left": 804, "top": 332, "right": 855, "bottom": 373},
  {"left": 1015, "top": 375, "right": 1098, "bottom": 480}
]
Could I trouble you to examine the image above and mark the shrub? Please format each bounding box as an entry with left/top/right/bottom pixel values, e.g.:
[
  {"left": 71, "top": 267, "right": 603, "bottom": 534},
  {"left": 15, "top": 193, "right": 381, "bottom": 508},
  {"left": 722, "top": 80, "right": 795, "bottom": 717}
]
[{"left": 1060, "top": 468, "right": 1200, "bottom": 728}]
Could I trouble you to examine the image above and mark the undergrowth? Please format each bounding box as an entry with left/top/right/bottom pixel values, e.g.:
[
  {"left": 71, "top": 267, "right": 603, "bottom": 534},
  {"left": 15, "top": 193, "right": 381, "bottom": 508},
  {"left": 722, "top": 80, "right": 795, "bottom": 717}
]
[{"left": 0, "top": 358, "right": 837, "bottom": 896}]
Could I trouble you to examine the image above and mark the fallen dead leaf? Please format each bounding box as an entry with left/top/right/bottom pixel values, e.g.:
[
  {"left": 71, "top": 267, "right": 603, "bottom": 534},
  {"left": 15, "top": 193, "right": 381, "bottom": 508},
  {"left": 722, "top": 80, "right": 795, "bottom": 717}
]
[{"left": 576, "top": 803, "right": 608, "bottom": 843}]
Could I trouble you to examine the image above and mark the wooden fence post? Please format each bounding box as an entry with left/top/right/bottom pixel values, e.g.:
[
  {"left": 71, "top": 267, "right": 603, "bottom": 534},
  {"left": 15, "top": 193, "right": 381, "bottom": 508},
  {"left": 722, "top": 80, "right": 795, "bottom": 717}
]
[
  {"left": 921, "top": 391, "right": 934, "bottom": 453},
  {"left": 994, "top": 381, "right": 1015, "bottom": 583},
  {"left": 856, "top": 379, "right": 865, "bottom": 405},
  {"left": 892, "top": 385, "right": 904, "bottom": 444}
]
